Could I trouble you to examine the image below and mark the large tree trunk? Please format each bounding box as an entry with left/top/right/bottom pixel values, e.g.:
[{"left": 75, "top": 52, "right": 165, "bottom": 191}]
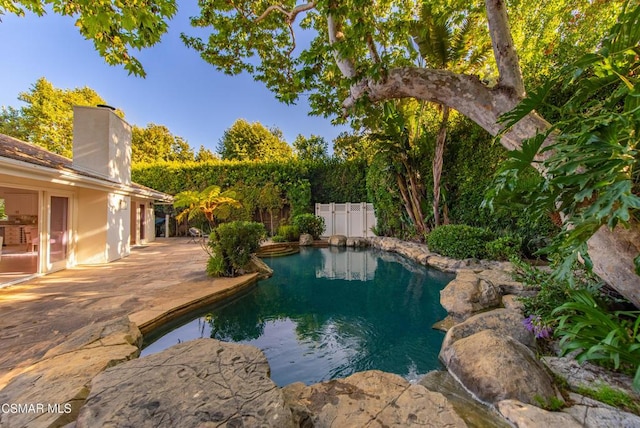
[{"left": 337, "top": 0, "right": 640, "bottom": 307}]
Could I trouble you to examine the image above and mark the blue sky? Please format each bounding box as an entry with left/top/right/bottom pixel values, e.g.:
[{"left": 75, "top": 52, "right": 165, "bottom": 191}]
[{"left": 0, "top": 3, "right": 349, "bottom": 154}]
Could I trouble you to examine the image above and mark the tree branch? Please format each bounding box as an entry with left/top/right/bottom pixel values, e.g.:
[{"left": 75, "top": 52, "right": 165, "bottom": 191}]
[
  {"left": 327, "top": 13, "right": 357, "bottom": 78},
  {"left": 256, "top": 2, "right": 317, "bottom": 24},
  {"left": 342, "top": 67, "right": 549, "bottom": 154},
  {"left": 485, "top": 0, "right": 525, "bottom": 96}
]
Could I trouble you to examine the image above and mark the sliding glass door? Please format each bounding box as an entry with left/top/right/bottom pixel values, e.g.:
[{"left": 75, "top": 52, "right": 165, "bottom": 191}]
[{"left": 49, "top": 196, "right": 69, "bottom": 270}]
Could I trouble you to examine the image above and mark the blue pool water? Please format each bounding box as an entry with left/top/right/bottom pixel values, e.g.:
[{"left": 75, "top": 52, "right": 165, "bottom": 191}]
[{"left": 142, "top": 247, "right": 454, "bottom": 386}]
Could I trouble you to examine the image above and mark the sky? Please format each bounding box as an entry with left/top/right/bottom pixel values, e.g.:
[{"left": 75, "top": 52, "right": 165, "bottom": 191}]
[{"left": 0, "top": 2, "right": 349, "bottom": 154}]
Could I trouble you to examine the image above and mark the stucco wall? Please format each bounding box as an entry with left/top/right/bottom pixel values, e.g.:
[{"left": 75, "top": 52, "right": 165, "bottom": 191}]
[
  {"left": 107, "top": 193, "right": 131, "bottom": 262},
  {"left": 76, "top": 188, "right": 108, "bottom": 264}
]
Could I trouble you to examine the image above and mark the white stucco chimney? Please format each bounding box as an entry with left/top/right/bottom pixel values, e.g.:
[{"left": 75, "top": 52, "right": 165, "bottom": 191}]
[{"left": 72, "top": 105, "right": 132, "bottom": 185}]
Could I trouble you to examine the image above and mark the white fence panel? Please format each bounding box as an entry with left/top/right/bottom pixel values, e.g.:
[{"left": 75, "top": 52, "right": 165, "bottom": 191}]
[{"left": 315, "top": 202, "right": 377, "bottom": 238}]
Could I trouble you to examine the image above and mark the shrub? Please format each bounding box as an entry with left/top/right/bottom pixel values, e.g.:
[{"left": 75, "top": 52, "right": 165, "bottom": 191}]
[
  {"left": 208, "top": 221, "right": 266, "bottom": 277},
  {"left": 552, "top": 290, "right": 640, "bottom": 392},
  {"left": 485, "top": 235, "right": 522, "bottom": 260},
  {"left": 426, "top": 224, "right": 494, "bottom": 259},
  {"left": 292, "top": 214, "right": 325, "bottom": 239},
  {"left": 276, "top": 225, "right": 300, "bottom": 242}
]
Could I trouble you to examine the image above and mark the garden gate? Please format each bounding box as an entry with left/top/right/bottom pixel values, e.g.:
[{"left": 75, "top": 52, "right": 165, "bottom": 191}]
[{"left": 315, "top": 202, "right": 377, "bottom": 238}]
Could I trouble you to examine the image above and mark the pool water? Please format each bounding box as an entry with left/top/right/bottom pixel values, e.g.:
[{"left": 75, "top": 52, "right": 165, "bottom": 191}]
[{"left": 142, "top": 247, "right": 454, "bottom": 386}]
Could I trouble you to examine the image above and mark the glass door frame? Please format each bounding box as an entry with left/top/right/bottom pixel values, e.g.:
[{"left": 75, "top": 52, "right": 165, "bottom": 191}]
[{"left": 44, "top": 191, "right": 74, "bottom": 273}]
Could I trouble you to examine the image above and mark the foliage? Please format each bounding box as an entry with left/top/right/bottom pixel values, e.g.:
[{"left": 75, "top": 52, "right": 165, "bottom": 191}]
[
  {"left": 553, "top": 290, "right": 640, "bottom": 391},
  {"left": 576, "top": 383, "right": 640, "bottom": 415},
  {"left": 533, "top": 395, "right": 565, "bottom": 412},
  {"left": 286, "top": 179, "right": 312, "bottom": 218},
  {"left": 366, "top": 154, "right": 406, "bottom": 237},
  {"left": 332, "top": 132, "right": 376, "bottom": 162},
  {"left": 0, "top": 77, "right": 109, "bottom": 157},
  {"left": 173, "top": 185, "right": 240, "bottom": 229},
  {"left": 217, "top": 119, "right": 292, "bottom": 161},
  {"left": 131, "top": 123, "right": 194, "bottom": 164},
  {"left": 293, "top": 134, "right": 328, "bottom": 161},
  {"left": 2, "top": 1, "right": 176, "bottom": 76},
  {"left": 489, "top": 3, "right": 640, "bottom": 280},
  {"left": 307, "top": 157, "right": 368, "bottom": 203},
  {"left": 426, "top": 224, "right": 494, "bottom": 259},
  {"left": 485, "top": 235, "right": 522, "bottom": 261},
  {"left": 257, "top": 182, "right": 284, "bottom": 235},
  {"left": 292, "top": 214, "right": 325, "bottom": 240},
  {"left": 208, "top": 221, "right": 266, "bottom": 277},
  {"left": 275, "top": 225, "right": 300, "bottom": 242}
]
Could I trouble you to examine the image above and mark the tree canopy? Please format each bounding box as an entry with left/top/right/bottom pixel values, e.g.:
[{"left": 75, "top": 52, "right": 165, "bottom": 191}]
[
  {"left": 2, "top": 0, "right": 177, "bottom": 77},
  {"left": 293, "top": 134, "right": 328, "bottom": 161},
  {"left": 217, "top": 119, "right": 293, "bottom": 161}
]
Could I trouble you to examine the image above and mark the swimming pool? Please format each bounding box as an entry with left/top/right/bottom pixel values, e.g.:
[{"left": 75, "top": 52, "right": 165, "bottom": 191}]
[{"left": 142, "top": 246, "right": 454, "bottom": 386}]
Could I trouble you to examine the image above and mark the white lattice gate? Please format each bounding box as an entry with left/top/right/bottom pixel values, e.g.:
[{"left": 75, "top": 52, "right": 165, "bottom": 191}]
[{"left": 315, "top": 202, "right": 377, "bottom": 238}]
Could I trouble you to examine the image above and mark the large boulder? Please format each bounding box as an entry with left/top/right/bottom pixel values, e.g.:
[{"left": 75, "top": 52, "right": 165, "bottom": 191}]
[
  {"left": 562, "top": 393, "right": 640, "bottom": 428},
  {"left": 346, "top": 237, "right": 368, "bottom": 248},
  {"left": 497, "top": 400, "right": 583, "bottom": 428},
  {"left": 282, "top": 370, "right": 466, "bottom": 427},
  {"left": 440, "top": 308, "right": 535, "bottom": 352},
  {"left": 299, "top": 233, "right": 314, "bottom": 246},
  {"left": 0, "top": 317, "right": 141, "bottom": 428},
  {"left": 440, "top": 270, "right": 501, "bottom": 321},
  {"left": 328, "top": 235, "right": 347, "bottom": 247},
  {"left": 420, "top": 370, "right": 512, "bottom": 428},
  {"left": 75, "top": 339, "right": 293, "bottom": 428},
  {"left": 440, "top": 330, "right": 560, "bottom": 405}
]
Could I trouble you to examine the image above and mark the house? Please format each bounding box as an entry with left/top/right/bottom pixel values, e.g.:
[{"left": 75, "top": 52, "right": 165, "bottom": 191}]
[{"left": 0, "top": 105, "right": 173, "bottom": 285}]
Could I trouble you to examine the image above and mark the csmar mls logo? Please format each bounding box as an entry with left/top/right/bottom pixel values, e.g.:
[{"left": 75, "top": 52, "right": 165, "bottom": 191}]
[{"left": 0, "top": 403, "right": 72, "bottom": 414}]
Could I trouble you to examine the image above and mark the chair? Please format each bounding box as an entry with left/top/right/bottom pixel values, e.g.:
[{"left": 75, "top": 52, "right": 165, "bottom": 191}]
[
  {"left": 24, "top": 227, "right": 39, "bottom": 252},
  {"left": 188, "top": 227, "right": 203, "bottom": 243}
]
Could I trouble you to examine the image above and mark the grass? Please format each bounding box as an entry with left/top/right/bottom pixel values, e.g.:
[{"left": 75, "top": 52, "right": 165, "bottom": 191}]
[{"left": 576, "top": 383, "right": 640, "bottom": 416}]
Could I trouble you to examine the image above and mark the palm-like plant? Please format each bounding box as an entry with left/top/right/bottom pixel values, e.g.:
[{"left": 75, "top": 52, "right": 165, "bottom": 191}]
[
  {"left": 411, "top": 4, "right": 490, "bottom": 227},
  {"left": 174, "top": 185, "right": 241, "bottom": 230}
]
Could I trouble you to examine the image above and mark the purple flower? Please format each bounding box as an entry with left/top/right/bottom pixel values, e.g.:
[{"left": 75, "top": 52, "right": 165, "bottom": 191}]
[{"left": 523, "top": 315, "right": 553, "bottom": 339}]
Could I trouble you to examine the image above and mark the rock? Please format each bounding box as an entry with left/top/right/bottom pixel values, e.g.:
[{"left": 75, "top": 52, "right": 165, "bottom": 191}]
[
  {"left": 497, "top": 400, "right": 582, "bottom": 428},
  {"left": 440, "top": 270, "right": 502, "bottom": 321},
  {"left": 542, "top": 356, "right": 640, "bottom": 401},
  {"left": 75, "top": 339, "right": 293, "bottom": 428},
  {"left": 282, "top": 370, "right": 466, "bottom": 428},
  {"left": 502, "top": 294, "right": 525, "bottom": 313},
  {"left": 562, "top": 392, "right": 640, "bottom": 428},
  {"left": 420, "top": 370, "right": 512, "bottom": 428},
  {"left": 432, "top": 315, "right": 457, "bottom": 332},
  {"left": 328, "top": 234, "right": 347, "bottom": 247},
  {"left": 244, "top": 254, "right": 274, "bottom": 279},
  {"left": 0, "top": 317, "right": 141, "bottom": 428},
  {"left": 299, "top": 233, "right": 314, "bottom": 246},
  {"left": 441, "top": 308, "right": 535, "bottom": 352},
  {"left": 346, "top": 237, "right": 368, "bottom": 247},
  {"left": 440, "top": 330, "right": 560, "bottom": 405}
]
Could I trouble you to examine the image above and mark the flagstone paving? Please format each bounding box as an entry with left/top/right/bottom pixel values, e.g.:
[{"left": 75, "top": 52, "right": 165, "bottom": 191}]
[{"left": 0, "top": 238, "right": 257, "bottom": 389}]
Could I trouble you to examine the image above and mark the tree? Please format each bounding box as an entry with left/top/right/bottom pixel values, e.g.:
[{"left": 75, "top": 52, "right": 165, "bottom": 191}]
[
  {"left": 217, "top": 119, "right": 293, "bottom": 161},
  {"left": 332, "top": 131, "right": 375, "bottom": 161},
  {"left": 411, "top": 3, "right": 490, "bottom": 227},
  {"left": 1, "top": 1, "right": 176, "bottom": 77},
  {"left": 195, "top": 145, "right": 217, "bottom": 162},
  {"left": 131, "top": 123, "right": 194, "bottom": 164},
  {"left": 372, "top": 101, "right": 431, "bottom": 236},
  {"left": 293, "top": 134, "right": 328, "bottom": 161},
  {"left": 181, "top": 0, "right": 638, "bottom": 306},
  {"left": 173, "top": 185, "right": 241, "bottom": 230},
  {"left": 1, "top": 77, "right": 109, "bottom": 157}
]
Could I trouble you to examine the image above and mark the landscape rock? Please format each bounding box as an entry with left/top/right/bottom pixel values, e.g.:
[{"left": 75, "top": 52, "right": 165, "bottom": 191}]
[
  {"left": 440, "top": 330, "right": 560, "bottom": 405},
  {"left": 497, "top": 399, "right": 582, "bottom": 428},
  {"left": 244, "top": 254, "right": 274, "bottom": 278},
  {"left": 0, "top": 317, "right": 141, "bottom": 428},
  {"left": 440, "top": 270, "right": 502, "bottom": 321},
  {"left": 75, "top": 339, "right": 293, "bottom": 428},
  {"left": 441, "top": 308, "right": 535, "bottom": 352},
  {"left": 282, "top": 370, "right": 466, "bottom": 428},
  {"left": 542, "top": 356, "right": 640, "bottom": 401},
  {"left": 346, "top": 237, "right": 368, "bottom": 247},
  {"left": 502, "top": 294, "right": 525, "bottom": 313},
  {"left": 562, "top": 392, "right": 640, "bottom": 428},
  {"left": 328, "top": 234, "right": 347, "bottom": 247},
  {"left": 420, "top": 370, "right": 511, "bottom": 428},
  {"left": 299, "top": 233, "right": 314, "bottom": 246}
]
